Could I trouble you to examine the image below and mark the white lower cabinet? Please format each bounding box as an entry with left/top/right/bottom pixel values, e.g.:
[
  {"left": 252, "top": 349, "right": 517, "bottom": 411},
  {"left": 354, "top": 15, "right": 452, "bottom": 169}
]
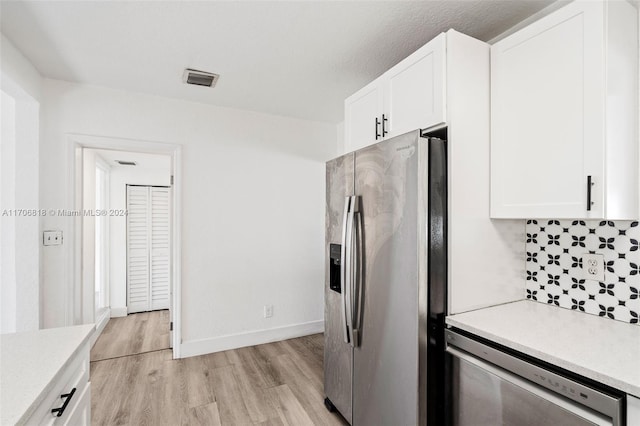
[
  {"left": 24, "top": 342, "right": 91, "bottom": 426},
  {"left": 62, "top": 382, "right": 91, "bottom": 426}
]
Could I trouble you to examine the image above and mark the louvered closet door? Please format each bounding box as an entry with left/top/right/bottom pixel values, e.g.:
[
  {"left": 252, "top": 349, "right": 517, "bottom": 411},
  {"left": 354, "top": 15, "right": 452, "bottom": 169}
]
[
  {"left": 127, "top": 186, "right": 171, "bottom": 313},
  {"left": 127, "top": 186, "right": 151, "bottom": 313},
  {"left": 150, "top": 187, "right": 170, "bottom": 310}
]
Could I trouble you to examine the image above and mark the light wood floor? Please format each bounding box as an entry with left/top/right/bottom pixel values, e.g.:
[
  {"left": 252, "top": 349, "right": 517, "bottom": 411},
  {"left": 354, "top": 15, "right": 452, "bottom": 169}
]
[
  {"left": 91, "top": 310, "right": 170, "bottom": 362},
  {"left": 90, "top": 317, "right": 347, "bottom": 425}
]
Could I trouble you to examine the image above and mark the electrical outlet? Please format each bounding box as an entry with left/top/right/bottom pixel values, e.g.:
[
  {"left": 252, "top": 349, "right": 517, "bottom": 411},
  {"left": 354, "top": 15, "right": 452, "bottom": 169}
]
[
  {"left": 264, "top": 304, "right": 274, "bottom": 318},
  {"left": 582, "top": 253, "right": 604, "bottom": 282}
]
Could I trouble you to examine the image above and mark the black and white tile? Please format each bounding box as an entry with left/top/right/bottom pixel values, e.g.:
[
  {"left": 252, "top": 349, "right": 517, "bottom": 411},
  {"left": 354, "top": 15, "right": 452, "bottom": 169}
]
[{"left": 525, "top": 220, "right": 639, "bottom": 325}]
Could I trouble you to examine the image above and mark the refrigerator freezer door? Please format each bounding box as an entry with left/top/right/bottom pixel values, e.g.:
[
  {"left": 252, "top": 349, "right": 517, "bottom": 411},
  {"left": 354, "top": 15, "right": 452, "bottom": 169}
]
[
  {"left": 353, "top": 130, "right": 421, "bottom": 426},
  {"left": 325, "top": 153, "right": 354, "bottom": 424}
]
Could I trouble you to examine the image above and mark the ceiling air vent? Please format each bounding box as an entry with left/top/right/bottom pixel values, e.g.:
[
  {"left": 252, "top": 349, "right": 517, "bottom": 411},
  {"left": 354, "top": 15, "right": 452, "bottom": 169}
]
[
  {"left": 183, "top": 68, "right": 219, "bottom": 88},
  {"left": 116, "top": 160, "right": 137, "bottom": 166}
]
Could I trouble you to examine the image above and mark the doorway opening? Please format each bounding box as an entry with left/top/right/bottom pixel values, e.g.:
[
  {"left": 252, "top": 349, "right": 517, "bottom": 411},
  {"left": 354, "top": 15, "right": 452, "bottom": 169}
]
[{"left": 68, "top": 135, "right": 182, "bottom": 359}]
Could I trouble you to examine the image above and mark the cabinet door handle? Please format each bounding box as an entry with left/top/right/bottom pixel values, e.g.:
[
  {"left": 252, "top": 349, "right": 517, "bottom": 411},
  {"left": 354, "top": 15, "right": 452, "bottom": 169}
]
[
  {"left": 375, "top": 117, "right": 381, "bottom": 140},
  {"left": 382, "top": 114, "right": 388, "bottom": 136},
  {"left": 587, "top": 175, "right": 593, "bottom": 211},
  {"left": 51, "top": 387, "right": 76, "bottom": 417}
]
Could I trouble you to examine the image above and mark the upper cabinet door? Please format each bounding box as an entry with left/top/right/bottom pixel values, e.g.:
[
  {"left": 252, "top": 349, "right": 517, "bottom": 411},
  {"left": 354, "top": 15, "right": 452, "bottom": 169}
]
[
  {"left": 385, "top": 34, "right": 446, "bottom": 139},
  {"left": 344, "top": 80, "right": 384, "bottom": 153},
  {"left": 343, "top": 33, "right": 446, "bottom": 154},
  {"left": 491, "top": 0, "right": 638, "bottom": 219}
]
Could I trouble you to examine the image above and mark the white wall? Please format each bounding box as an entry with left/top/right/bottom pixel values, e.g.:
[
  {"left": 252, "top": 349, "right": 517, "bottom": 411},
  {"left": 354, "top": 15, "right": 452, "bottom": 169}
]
[
  {"left": 0, "top": 34, "right": 41, "bottom": 332},
  {"left": 1, "top": 90, "right": 17, "bottom": 333},
  {"left": 40, "top": 79, "right": 337, "bottom": 355},
  {"left": 109, "top": 166, "right": 171, "bottom": 316},
  {"left": 336, "top": 121, "right": 345, "bottom": 155}
]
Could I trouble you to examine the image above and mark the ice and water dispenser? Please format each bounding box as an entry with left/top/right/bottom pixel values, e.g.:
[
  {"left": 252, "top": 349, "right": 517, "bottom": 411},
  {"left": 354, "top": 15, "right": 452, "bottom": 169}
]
[{"left": 329, "top": 244, "right": 341, "bottom": 293}]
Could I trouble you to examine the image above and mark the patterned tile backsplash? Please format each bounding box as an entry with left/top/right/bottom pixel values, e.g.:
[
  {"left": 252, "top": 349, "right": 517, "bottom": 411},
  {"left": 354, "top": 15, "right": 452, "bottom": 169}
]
[{"left": 525, "top": 220, "right": 639, "bottom": 325}]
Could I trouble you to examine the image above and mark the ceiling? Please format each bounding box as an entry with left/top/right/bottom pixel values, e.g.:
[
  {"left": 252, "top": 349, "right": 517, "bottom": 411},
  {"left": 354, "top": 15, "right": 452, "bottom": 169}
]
[
  {"left": 92, "top": 149, "right": 171, "bottom": 172},
  {"left": 0, "top": 0, "right": 557, "bottom": 123}
]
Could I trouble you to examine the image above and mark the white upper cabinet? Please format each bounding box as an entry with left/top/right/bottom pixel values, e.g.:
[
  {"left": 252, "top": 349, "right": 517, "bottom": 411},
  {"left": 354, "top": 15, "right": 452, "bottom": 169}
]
[
  {"left": 491, "top": 0, "right": 638, "bottom": 219},
  {"left": 384, "top": 34, "right": 446, "bottom": 139},
  {"left": 344, "top": 33, "right": 446, "bottom": 153},
  {"left": 344, "top": 79, "right": 384, "bottom": 153}
]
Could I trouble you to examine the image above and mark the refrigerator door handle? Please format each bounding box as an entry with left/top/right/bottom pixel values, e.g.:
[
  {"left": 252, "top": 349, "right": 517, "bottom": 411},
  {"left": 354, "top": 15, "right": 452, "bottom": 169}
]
[
  {"left": 341, "top": 196, "right": 353, "bottom": 344},
  {"left": 351, "top": 196, "right": 363, "bottom": 347},
  {"left": 345, "top": 196, "right": 356, "bottom": 345}
]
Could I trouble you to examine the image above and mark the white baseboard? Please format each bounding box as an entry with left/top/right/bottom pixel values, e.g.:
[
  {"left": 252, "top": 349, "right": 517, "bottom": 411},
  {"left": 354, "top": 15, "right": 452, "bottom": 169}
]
[
  {"left": 180, "top": 320, "right": 324, "bottom": 359},
  {"left": 110, "top": 307, "right": 128, "bottom": 317},
  {"left": 90, "top": 308, "right": 111, "bottom": 348}
]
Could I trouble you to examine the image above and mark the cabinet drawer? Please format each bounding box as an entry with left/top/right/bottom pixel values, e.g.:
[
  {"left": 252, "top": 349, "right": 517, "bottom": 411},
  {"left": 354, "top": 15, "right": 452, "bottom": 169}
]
[
  {"left": 61, "top": 381, "right": 90, "bottom": 426},
  {"left": 23, "top": 343, "right": 90, "bottom": 426}
]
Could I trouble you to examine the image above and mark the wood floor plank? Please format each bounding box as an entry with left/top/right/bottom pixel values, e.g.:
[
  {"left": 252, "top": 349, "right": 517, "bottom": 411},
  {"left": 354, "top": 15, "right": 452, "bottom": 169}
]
[
  {"left": 91, "top": 310, "right": 170, "bottom": 361},
  {"left": 281, "top": 337, "right": 324, "bottom": 385},
  {"left": 255, "top": 339, "right": 290, "bottom": 360},
  {"left": 239, "top": 345, "right": 284, "bottom": 389},
  {"left": 90, "top": 356, "right": 129, "bottom": 425},
  {"left": 211, "top": 350, "right": 234, "bottom": 368},
  {"left": 300, "top": 334, "right": 325, "bottom": 359},
  {"left": 92, "top": 351, "right": 148, "bottom": 425},
  {"left": 264, "top": 384, "right": 315, "bottom": 426},
  {"left": 226, "top": 348, "right": 280, "bottom": 423},
  {"left": 279, "top": 342, "right": 323, "bottom": 392},
  {"left": 128, "top": 350, "right": 166, "bottom": 426},
  {"left": 183, "top": 355, "right": 216, "bottom": 408},
  {"left": 271, "top": 354, "right": 344, "bottom": 426},
  {"left": 209, "top": 365, "right": 254, "bottom": 425},
  {"left": 256, "top": 417, "right": 286, "bottom": 426},
  {"left": 189, "top": 402, "right": 222, "bottom": 426},
  {"left": 162, "top": 352, "right": 191, "bottom": 426}
]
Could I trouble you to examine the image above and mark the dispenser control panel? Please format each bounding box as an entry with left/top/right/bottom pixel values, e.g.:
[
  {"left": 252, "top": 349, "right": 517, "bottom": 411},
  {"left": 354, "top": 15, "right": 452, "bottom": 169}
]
[{"left": 329, "top": 244, "right": 341, "bottom": 293}]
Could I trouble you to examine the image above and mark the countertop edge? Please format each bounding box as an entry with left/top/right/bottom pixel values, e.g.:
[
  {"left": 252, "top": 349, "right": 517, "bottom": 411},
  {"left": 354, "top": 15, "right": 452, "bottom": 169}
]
[
  {"left": 445, "top": 314, "right": 640, "bottom": 399},
  {"left": 12, "top": 324, "right": 95, "bottom": 426}
]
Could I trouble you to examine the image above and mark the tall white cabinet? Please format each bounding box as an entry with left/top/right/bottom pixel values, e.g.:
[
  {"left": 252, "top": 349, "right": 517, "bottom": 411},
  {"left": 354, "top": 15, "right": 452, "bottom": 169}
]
[
  {"left": 127, "top": 185, "right": 171, "bottom": 313},
  {"left": 343, "top": 29, "right": 526, "bottom": 315},
  {"left": 491, "top": 0, "right": 639, "bottom": 219}
]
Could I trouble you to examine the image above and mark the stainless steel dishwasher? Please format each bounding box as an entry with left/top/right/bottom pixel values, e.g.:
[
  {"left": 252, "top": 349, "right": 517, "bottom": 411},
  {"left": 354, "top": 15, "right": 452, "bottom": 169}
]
[{"left": 446, "top": 329, "right": 625, "bottom": 426}]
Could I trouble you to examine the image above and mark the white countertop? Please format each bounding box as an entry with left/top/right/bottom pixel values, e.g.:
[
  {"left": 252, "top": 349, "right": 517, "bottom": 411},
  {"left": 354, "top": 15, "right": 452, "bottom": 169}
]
[
  {"left": 446, "top": 301, "right": 640, "bottom": 397},
  {"left": 1, "top": 324, "right": 95, "bottom": 425}
]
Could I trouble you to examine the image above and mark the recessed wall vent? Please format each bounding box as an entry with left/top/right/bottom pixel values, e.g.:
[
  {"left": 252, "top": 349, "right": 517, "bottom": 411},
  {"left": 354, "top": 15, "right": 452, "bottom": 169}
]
[
  {"left": 116, "top": 160, "right": 137, "bottom": 166},
  {"left": 183, "top": 68, "right": 219, "bottom": 88}
]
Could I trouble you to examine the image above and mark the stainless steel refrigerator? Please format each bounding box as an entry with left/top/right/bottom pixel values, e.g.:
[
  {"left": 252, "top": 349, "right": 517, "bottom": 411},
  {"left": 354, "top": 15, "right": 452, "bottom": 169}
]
[{"left": 324, "top": 129, "right": 447, "bottom": 426}]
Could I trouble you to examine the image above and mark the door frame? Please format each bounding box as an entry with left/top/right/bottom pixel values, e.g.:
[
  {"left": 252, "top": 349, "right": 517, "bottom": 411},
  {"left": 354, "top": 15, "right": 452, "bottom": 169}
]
[
  {"left": 94, "top": 154, "right": 111, "bottom": 327},
  {"left": 67, "top": 134, "right": 183, "bottom": 359}
]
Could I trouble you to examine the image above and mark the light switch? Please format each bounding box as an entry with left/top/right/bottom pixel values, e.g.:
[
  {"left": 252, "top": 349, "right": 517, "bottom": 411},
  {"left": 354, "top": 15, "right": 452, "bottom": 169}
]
[{"left": 43, "top": 230, "right": 63, "bottom": 246}]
